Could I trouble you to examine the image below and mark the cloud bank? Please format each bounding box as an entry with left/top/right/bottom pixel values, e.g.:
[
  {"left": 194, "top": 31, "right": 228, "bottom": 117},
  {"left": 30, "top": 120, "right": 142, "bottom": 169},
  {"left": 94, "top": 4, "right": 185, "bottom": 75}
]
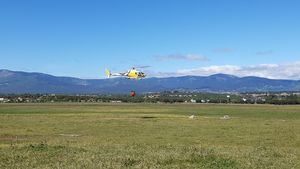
[{"left": 155, "top": 61, "right": 300, "bottom": 80}]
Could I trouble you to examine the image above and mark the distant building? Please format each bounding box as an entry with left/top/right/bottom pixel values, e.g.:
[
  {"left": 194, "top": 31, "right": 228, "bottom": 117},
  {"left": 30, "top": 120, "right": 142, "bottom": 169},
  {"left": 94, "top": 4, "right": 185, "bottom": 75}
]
[
  {"left": 147, "top": 94, "right": 160, "bottom": 98},
  {"left": 111, "top": 100, "right": 122, "bottom": 103},
  {"left": 280, "top": 92, "right": 289, "bottom": 96},
  {"left": 190, "top": 99, "right": 196, "bottom": 103}
]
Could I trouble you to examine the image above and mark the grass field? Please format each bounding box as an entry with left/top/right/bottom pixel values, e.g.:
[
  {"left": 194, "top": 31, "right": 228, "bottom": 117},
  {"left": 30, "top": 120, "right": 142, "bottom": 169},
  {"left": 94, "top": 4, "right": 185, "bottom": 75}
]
[{"left": 0, "top": 103, "right": 299, "bottom": 169}]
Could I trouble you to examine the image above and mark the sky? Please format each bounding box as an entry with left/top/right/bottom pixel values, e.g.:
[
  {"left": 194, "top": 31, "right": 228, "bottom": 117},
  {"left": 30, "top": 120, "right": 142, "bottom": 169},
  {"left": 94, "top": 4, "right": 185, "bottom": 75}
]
[{"left": 0, "top": 0, "right": 300, "bottom": 79}]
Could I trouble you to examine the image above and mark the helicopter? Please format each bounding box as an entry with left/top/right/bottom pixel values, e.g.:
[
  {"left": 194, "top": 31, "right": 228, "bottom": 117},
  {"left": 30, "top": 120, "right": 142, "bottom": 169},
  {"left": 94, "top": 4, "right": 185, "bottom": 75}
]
[{"left": 105, "top": 67, "right": 147, "bottom": 79}]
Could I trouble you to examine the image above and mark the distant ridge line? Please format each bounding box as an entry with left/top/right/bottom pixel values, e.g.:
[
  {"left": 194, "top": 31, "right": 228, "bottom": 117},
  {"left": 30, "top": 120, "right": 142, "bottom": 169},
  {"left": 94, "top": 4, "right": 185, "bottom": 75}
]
[{"left": 0, "top": 69, "right": 299, "bottom": 94}]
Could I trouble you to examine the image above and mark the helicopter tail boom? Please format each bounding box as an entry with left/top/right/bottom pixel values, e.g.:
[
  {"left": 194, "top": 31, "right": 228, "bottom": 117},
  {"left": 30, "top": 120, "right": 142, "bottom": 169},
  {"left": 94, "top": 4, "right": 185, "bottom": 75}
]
[{"left": 105, "top": 69, "right": 127, "bottom": 78}]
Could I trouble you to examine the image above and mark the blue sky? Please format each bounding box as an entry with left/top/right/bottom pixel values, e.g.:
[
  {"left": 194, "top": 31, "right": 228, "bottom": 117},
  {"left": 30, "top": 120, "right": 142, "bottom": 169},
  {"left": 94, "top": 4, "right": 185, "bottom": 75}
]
[{"left": 1, "top": 0, "right": 300, "bottom": 79}]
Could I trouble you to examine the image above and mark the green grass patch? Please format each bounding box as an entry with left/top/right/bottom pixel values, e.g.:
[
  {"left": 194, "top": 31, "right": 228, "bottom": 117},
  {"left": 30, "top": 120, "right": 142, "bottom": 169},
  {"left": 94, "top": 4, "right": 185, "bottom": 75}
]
[{"left": 0, "top": 103, "right": 299, "bottom": 168}]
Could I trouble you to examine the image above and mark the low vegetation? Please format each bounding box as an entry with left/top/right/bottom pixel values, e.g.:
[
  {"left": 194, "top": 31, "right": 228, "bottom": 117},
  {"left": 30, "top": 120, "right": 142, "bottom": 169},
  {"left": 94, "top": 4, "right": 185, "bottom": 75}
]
[{"left": 1, "top": 91, "right": 300, "bottom": 104}]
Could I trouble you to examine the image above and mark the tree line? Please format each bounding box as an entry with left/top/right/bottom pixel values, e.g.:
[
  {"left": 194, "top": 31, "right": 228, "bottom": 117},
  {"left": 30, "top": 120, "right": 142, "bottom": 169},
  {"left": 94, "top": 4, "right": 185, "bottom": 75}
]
[{"left": 0, "top": 92, "right": 299, "bottom": 105}]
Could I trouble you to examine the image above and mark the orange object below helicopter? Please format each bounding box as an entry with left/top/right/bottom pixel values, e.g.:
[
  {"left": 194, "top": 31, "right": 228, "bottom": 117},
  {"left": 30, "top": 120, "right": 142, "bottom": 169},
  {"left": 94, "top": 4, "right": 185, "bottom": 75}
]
[{"left": 130, "top": 91, "right": 136, "bottom": 97}]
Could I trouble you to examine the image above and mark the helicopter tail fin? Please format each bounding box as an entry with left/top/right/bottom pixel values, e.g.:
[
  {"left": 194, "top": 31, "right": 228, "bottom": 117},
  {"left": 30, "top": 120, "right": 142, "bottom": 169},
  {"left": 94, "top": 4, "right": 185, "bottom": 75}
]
[{"left": 105, "top": 69, "right": 111, "bottom": 78}]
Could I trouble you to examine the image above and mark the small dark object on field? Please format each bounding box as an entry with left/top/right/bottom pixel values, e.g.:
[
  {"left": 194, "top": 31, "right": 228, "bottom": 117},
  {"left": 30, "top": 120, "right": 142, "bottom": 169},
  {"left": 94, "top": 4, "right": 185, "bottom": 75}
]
[{"left": 141, "top": 116, "right": 157, "bottom": 119}]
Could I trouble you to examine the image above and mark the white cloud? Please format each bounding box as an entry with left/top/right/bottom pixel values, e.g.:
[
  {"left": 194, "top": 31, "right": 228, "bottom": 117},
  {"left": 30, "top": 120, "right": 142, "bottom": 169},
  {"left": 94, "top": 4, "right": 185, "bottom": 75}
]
[
  {"left": 155, "top": 54, "right": 209, "bottom": 61},
  {"left": 154, "top": 61, "right": 300, "bottom": 80}
]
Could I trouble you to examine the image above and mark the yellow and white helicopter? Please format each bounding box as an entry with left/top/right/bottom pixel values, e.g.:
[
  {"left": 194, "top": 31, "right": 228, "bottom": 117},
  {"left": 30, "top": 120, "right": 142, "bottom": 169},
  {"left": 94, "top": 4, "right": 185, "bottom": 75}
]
[{"left": 105, "top": 67, "right": 146, "bottom": 79}]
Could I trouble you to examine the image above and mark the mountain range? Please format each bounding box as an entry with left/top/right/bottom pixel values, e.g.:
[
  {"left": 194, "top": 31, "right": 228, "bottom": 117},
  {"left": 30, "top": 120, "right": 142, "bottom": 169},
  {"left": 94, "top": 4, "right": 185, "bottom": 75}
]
[{"left": 0, "top": 69, "right": 300, "bottom": 94}]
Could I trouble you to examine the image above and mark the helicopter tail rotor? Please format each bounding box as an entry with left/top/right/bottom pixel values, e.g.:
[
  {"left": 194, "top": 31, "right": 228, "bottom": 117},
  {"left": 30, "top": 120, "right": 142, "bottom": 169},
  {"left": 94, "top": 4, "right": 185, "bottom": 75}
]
[{"left": 105, "top": 69, "right": 111, "bottom": 78}]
